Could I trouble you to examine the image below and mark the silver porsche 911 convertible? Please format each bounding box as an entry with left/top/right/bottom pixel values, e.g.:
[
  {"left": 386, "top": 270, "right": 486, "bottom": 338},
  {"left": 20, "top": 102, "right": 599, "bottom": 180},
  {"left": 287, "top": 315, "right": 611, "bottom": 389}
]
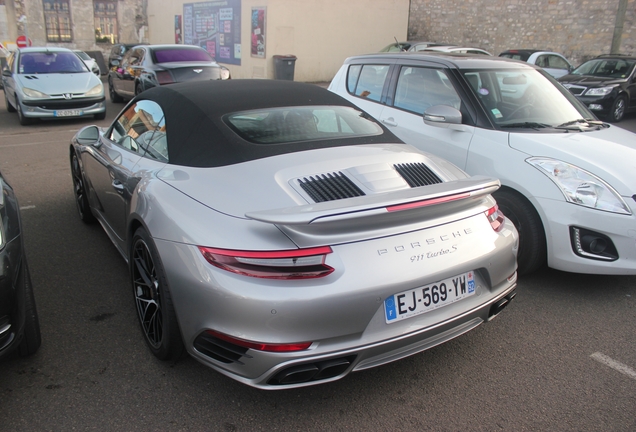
[{"left": 69, "top": 79, "right": 518, "bottom": 389}]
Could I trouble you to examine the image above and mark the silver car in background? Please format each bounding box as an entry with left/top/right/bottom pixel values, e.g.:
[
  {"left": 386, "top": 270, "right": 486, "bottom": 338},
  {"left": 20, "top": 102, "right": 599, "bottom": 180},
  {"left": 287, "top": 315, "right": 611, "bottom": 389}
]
[
  {"left": 73, "top": 50, "right": 102, "bottom": 76},
  {"left": 69, "top": 79, "right": 518, "bottom": 389},
  {"left": 2, "top": 47, "right": 106, "bottom": 125}
]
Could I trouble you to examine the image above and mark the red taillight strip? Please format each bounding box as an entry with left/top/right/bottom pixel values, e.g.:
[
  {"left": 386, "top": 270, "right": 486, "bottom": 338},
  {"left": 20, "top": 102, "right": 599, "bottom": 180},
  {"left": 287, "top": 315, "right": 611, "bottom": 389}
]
[
  {"left": 386, "top": 192, "right": 471, "bottom": 212},
  {"left": 198, "top": 246, "right": 334, "bottom": 279},
  {"left": 200, "top": 246, "right": 332, "bottom": 259},
  {"left": 486, "top": 205, "right": 505, "bottom": 232},
  {"left": 206, "top": 330, "right": 312, "bottom": 352}
]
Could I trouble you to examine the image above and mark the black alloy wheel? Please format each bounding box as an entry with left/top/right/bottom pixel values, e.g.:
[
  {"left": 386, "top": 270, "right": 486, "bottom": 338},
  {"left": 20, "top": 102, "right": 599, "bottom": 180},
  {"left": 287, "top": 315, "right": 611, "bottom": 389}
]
[
  {"left": 71, "top": 154, "right": 96, "bottom": 223},
  {"left": 131, "top": 228, "right": 184, "bottom": 361},
  {"left": 493, "top": 188, "right": 547, "bottom": 275}
]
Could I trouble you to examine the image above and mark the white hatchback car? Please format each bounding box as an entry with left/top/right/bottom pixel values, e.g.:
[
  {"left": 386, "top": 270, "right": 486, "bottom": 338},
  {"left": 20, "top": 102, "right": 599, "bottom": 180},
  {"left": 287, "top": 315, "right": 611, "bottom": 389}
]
[
  {"left": 330, "top": 53, "right": 636, "bottom": 275},
  {"left": 499, "top": 49, "right": 573, "bottom": 78}
]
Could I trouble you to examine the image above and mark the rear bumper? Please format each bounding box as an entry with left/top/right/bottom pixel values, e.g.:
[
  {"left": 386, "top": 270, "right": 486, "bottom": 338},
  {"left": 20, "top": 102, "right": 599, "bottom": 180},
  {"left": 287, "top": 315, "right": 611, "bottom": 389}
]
[{"left": 191, "top": 281, "right": 517, "bottom": 389}]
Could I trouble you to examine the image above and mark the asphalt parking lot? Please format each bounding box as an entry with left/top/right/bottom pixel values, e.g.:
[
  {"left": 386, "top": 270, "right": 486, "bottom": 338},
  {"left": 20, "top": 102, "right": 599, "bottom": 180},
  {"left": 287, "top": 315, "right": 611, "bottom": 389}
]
[{"left": 0, "top": 85, "right": 635, "bottom": 431}]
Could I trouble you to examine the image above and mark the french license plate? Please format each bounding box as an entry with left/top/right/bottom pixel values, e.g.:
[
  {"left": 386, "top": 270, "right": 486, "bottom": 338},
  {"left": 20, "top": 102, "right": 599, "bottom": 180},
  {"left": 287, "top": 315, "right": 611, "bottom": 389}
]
[
  {"left": 384, "top": 271, "right": 475, "bottom": 323},
  {"left": 55, "top": 109, "right": 82, "bottom": 117}
]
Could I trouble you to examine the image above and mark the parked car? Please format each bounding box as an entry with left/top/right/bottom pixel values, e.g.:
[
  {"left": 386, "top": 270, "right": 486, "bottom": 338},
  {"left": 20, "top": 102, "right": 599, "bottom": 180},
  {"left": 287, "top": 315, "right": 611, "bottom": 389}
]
[
  {"left": 74, "top": 50, "right": 101, "bottom": 76},
  {"left": 69, "top": 79, "right": 518, "bottom": 388},
  {"left": 107, "top": 43, "right": 142, "bottom": 70},
  {"left": 379, "top": 41, "right": 447, "bottom": 52},
  {"left": 0, "top": 170, "right": 41, "bottom": 360},
  {"left": 1, "top": 47, "right": 106, "bottom": 125},
  {"left": 108, "top": 44, "right": 231, "bottom": 102},
  {"left": 557, "top": 54, "right": 636, "bottom": 122},
  {"left": 330, "top": 53, "right": 636, "bottom": 275},
  {"left": 499, "top": 49, "right": 573, "bottom": 78},
  {"left": 422, "top": 46, "right": 493, "bottom": 56}
]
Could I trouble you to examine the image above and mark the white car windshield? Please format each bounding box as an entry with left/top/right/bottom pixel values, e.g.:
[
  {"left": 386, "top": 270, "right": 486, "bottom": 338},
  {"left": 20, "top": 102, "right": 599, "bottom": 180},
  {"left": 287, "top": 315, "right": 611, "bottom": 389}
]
[{"left": 462, "top": 68, "right": 595, "bottom": 128}]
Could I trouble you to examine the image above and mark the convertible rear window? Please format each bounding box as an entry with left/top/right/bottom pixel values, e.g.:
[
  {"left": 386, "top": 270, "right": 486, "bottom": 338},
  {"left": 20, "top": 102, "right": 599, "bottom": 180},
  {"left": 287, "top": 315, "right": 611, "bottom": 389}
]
[
  {"left": 225, "top": 106, "right": 383, "bottom": 144},
  {"left": 153, "top": 48, "right": 213, "bottom": 63}
]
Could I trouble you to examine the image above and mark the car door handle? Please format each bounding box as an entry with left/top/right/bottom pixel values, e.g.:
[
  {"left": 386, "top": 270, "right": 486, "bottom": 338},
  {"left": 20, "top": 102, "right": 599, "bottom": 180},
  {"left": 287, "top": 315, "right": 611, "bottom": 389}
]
[
  {"left": 112, "top": 180, "right": 125, "bottom": 193},
  {"left": 381, "top": 117, "right": 398, "bottom": 127}
]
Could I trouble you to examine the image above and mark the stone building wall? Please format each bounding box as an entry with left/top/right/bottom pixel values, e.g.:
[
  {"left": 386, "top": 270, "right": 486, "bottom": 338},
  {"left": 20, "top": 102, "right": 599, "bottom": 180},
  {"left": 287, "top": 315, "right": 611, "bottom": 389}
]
[
  {"left": 408, "top": 0, "right": 635, "bottom": 66},
  {"left": 2, "top": 0, "right": 146, "bottom": 54}
]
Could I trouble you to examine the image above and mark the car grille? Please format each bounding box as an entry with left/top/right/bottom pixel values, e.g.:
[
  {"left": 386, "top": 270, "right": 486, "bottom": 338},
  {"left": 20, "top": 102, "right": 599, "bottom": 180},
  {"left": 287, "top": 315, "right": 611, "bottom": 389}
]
[
  {"left": 298, "top": 163, "right": 443, "bottom": 203},
  {"left": 298, "top": 172, "right": 366, "bottom": 203},
  {"left": 563, "top": 84, "right": 586, "bottom": 96},
  {"left": 22, "top": 97, "right": 105, "bottom": 110},
  {"left": 394, "top": 162, "right": 442, "bottom": 187},
  {"left": 36, "top": 101, "right": 101, "bottom": 110},
  {"left": 193, "top": 332, "right": 251, "bottom": 365}
]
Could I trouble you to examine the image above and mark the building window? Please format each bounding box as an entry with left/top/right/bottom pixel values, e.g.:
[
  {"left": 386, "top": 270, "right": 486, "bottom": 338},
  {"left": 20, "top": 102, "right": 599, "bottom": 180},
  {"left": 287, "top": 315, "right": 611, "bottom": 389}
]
[
  {"left": 94, "top": 0, "right": 118, "bottom": 43},
  {"left": 43, "top": 0, "right": 73, "bottom": 42}
]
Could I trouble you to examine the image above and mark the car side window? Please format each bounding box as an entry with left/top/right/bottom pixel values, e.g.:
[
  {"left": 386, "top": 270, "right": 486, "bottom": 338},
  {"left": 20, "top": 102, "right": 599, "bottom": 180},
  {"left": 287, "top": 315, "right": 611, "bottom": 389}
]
[
  {"left": 535, "top": 55, "right": 548, "bottom": 68},
  {"left": 547, "top": 55, "right": 569, "bottom": 70},
  {"left": 394, "top": 66, "right": 462, "bottom": 114},
  {"left": 346, "top": 64, "right": 389, "bottom": 102},
  {"left": 108, "top": 100, "right": 168, "bottom": 162},
  {"left": 129, "top": 48, "right": 144, "bottom": 66}
]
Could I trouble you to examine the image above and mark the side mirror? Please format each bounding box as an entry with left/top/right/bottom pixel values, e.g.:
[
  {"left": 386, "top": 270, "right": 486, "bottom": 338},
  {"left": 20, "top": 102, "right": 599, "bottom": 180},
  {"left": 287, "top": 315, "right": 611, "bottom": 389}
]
[
  {"left": 76, "top": 125, "right": 100, "bottom": 146},
  {"left": 2, "top": 68, "right": 11, "bottom": 77},
  {"left": 423, "top": 105, "right": 470, "bottom": 132}
]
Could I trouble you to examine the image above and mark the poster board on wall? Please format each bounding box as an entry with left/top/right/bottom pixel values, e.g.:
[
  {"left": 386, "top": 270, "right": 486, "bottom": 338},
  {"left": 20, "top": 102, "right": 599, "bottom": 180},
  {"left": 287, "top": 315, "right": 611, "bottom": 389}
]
[
  {"left": 183, "top": 0, "right": 241, "bottom": 65},
  {"left": 251, "top": 7, "right": 266, "bottom": 58}
]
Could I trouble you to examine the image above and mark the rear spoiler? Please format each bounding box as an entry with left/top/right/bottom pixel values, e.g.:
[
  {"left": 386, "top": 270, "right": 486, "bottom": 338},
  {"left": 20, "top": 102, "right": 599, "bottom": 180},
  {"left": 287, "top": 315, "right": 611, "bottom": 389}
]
[{"left": 246, "top": 176, "right": 500, "bottom": 226}]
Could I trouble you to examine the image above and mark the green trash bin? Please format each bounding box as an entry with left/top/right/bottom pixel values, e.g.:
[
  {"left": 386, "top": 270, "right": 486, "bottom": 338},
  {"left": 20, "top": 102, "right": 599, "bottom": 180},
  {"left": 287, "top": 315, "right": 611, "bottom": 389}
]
[{"left": 273, "top": 55, "right": 297, "bottom": 80}]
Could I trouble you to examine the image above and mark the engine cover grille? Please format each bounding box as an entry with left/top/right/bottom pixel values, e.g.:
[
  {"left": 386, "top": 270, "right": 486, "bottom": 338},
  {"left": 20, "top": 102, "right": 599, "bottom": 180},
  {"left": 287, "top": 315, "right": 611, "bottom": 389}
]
[
  {"left": 394, "top": 162, "right": 442, "bottom": 187},
  {"left": 298, "top": 172, "right": 366, "bottom": 203}
]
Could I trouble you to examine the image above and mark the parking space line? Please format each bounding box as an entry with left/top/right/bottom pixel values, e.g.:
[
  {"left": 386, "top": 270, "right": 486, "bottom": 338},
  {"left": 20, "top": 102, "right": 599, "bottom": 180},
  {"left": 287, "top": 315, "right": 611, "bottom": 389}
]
[{"left": 590, "top": 352, "right": 636, "bottom": 381}]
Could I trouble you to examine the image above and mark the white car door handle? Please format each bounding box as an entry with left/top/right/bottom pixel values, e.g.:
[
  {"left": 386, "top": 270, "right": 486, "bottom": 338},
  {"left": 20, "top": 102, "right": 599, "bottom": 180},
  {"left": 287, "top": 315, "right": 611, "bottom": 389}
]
[
  {"left": 112, "top": 180, "right": 125, "bottom": 192},
  {"left": 381, "top": 117, "right": 398, "bottom": 127}
]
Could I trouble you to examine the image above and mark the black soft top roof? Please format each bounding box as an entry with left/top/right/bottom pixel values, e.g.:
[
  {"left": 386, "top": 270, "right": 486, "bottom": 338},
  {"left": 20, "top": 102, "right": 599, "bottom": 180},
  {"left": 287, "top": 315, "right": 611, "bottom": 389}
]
[{"left": 132, "top": 79, "right": 402, "bottom": 168}]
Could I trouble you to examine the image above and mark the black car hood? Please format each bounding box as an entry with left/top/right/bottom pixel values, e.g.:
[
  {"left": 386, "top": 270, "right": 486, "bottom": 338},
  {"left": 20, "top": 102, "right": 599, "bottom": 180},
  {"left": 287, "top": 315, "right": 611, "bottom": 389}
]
[{"left": 558, "top": 74, "right": 625, "bottom": 86}]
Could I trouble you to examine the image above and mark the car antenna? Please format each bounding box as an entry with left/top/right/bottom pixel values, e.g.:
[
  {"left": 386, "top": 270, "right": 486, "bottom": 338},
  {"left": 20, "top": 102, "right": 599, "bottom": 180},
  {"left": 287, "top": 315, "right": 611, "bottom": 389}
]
[{"left": 394, "top": 36, "right": 405, "bottom": 52}]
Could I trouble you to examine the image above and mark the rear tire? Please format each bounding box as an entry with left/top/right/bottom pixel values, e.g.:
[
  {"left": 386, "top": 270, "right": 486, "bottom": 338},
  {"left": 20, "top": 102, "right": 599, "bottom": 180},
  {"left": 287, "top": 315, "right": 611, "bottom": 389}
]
[
  {"left": 131, "top": 227, "right": 184, "bottom": 361},
  {"left": 493, "top": 188, "right": 546, "bottom": 275},
  {"left": 17, "top": 258, "right": 42, "bottom": 357}
]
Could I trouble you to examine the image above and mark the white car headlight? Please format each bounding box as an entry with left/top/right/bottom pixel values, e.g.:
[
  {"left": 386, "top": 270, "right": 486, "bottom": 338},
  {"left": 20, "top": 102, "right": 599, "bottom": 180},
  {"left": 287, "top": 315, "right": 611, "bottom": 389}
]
[
  {"left": 85, "top": 83, "right": 104, "bottom": 97},
  {"left": 527, "top": 157, "right": 632, "bottom": 215},
  {"left": 22, "top": 87, "right": 49, "bottom": 98},
  {"left": 584, "top": 86, "right": 614, "bottom": 96}
]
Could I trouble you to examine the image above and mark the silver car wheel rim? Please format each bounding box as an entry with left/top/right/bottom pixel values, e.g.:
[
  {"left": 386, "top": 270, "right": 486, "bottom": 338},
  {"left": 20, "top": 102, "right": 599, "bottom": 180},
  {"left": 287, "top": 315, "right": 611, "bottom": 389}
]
[
  {"left": 132, "top": 239, "right": 163, "bottom": 348},
  {"left": 614, "top": 99, "right": 625, "bottom": 120}
]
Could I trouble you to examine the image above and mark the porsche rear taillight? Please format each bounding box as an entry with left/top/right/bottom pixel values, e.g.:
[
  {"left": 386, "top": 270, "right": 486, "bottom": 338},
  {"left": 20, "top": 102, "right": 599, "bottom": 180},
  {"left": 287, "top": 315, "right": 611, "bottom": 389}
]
[
  {"left": 206, "top": 330, "right": 312, "bottom": 352},
  {"left": 486, "top": 205, "right": 505, "bottom": 232},
  {"left": 155, "top": 70, "right": 174, "bottom": 85},
  {"left": 198, "top": 246, "right": 334, "bottom": 279}
]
